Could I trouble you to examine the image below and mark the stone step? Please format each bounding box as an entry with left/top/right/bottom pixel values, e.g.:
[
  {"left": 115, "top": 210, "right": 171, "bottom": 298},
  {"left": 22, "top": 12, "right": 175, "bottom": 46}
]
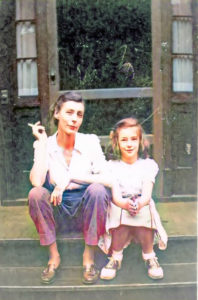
[
  {"left": 0, "top": 264, "right": 196, "bottom": 300},
  {"left": 0, "top": 237, "right": 196, "bottom": 300},
  {"left": 0, "top": 236, "right": 196, "bottom": 267},
  {"left": 0, "top": 259, "right": 196, "bottom": 286}
]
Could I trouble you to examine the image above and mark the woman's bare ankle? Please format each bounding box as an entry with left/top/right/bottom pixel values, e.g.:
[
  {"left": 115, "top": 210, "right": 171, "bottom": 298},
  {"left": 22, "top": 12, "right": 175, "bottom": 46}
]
[
  {"left": 48, "top": 255, "right": 61, "bottom": 269},
  {"left": 48, "top": 242, "right": 60, "bottom": 268},
  {"left": 83, "top": 244, "right": 95, "bottom": 267}
]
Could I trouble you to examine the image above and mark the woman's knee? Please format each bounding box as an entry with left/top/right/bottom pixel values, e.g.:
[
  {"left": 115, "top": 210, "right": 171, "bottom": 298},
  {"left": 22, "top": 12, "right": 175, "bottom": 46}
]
[
  {"left": 86, "top": 183, "right": 106, "bottom": 195},
  {"left": 86, "top": 183, "right": 111, "bottom": 202},
  {"left": 28, "top": 186, "right": 50, "bottom": 205},
  {"left": 83, "top": 183, "right": 111, "bottom": 211}
]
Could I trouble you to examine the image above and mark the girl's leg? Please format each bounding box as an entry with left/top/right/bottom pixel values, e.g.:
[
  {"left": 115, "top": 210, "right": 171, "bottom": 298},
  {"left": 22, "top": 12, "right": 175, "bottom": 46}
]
[
  {"left": 134, "top": 227, "right": 163, "bottom": 279},
  {"left": 100, "top": 225, "right": 131, "bottom": 280},
  {"left": 111, "top": 225, "right": 132, "bottom": 251},
  {"left": 133, "top": 226, "right": 154, "bottom": 254}
]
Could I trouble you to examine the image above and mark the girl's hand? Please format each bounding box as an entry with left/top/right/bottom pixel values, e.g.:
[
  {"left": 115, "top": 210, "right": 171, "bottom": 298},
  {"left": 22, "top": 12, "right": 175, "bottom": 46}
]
[
  {"left": 125, "top": 198, "right": 141, "bottom": 216},
  {"left": 50, "top": 186, "right": 64, "bottom": 206},
  {"left": 28, "top": 121, "right": 47, "bottom": 142}
]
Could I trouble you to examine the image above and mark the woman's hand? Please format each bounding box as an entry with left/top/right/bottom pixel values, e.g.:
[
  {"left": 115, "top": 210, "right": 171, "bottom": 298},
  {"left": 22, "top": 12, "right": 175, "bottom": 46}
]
[
  {"left": 28, "top": 121, "right": 47, "bottom": 142},
  {"left": 50, "top": 186, "right": 64, "bottom": 206}
]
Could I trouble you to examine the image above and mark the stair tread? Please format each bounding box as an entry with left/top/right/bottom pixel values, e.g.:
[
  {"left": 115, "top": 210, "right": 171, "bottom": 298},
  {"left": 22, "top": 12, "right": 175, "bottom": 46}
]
[
  {"left": 0, "top": 201, "right": 197, "bottom": 239},
  {"left": 0, "top": 237, "right": 196, "bottom": 300},
  {"left": 0, "top": 263, "right": 196, "bottom": 289},
  {"left": 0, "top": 238, "right": 196, "bottom": 267}
]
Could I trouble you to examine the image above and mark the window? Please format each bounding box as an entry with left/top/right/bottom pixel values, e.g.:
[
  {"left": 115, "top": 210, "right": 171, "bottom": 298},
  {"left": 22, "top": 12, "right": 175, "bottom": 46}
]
[
  {"left": 16, "top": 0, "right": 38, "bottom": 96},
  {"left": 172, "top": 17, "right": 193, "bottom": 92}
]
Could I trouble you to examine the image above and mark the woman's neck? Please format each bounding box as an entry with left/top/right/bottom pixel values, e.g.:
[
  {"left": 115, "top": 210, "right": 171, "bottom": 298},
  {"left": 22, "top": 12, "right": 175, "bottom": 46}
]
[{"left": 56, "top": 130, "right": 75, "bottom": 150}]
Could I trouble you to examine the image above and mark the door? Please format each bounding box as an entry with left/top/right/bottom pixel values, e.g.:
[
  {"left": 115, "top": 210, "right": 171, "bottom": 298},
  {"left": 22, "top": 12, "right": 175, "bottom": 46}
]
[{"left": 152, "top": 0, "right": 197, "bottom": 201}]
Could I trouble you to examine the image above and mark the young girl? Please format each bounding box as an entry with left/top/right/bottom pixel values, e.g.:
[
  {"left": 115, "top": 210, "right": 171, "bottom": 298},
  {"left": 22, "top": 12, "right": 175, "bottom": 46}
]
[{"left": 99, "top": 117, "right": 168, "bottom": 281}]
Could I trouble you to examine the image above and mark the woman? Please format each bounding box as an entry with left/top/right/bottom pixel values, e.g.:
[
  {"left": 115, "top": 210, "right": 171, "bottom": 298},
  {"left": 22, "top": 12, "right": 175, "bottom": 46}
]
[{"left": 28, "top": 91, "right": 111, "bottom": 285}]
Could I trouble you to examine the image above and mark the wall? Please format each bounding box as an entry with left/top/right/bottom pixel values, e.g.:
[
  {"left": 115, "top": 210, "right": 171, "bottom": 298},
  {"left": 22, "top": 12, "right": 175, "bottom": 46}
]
[{"left": 0, "top": 0, "right": 40, "bottom": 202}]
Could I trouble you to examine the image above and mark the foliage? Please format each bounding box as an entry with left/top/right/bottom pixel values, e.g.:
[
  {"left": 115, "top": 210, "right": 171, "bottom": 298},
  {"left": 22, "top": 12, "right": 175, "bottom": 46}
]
[
  {"left": 57, "top": 0, "right": 151, "bottom": 90},
  {"left": 80, "top": 98, "right": 152, "bottom": 135},
  {"left": 56, "top": 0, "right": 152, "bottom": 135}
]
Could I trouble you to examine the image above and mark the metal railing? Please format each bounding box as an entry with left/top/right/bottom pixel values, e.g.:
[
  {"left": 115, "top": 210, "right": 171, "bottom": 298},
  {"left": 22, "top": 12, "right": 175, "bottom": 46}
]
[{"left": 59, "top": 87, "right": 153, "bottom": 99}]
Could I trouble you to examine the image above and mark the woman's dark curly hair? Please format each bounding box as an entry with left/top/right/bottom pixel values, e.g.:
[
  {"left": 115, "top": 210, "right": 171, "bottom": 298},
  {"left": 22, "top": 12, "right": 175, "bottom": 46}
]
[{"left": 51, "top": 91, "right": 85, "bottom": 126}]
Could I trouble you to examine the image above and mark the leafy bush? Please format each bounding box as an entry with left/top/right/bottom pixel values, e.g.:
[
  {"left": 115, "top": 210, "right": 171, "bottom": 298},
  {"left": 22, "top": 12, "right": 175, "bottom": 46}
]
[
  {"left": 57, "top": 0, "right": 151, "bottom": 89},
  {"left": 56, "top": 0, "right": 152, "bottom": 135},
  {"left": 80, "top": 98, "right": 152, "bottom": 135}
]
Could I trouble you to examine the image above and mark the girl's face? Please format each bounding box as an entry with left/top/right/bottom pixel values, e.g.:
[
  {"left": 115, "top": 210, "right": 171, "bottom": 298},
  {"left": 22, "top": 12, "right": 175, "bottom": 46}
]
[
  {"left": 118, "top": 126, "right": 140, "bottom": 164},
  {"left": 54, "top": 101, "right": 84, "bottom": 135}
]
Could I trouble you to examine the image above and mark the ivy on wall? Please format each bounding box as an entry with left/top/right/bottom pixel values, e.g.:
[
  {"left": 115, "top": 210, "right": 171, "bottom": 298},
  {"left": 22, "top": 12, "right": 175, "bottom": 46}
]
[
  {"left": 57, "top": 0, "right": 152, "bottom": 135},
  {"left": 80, "top": 98, "right": 152, "bottom": 135},
  {"left": 57, "top": 0, "right": 151, "bottom": 90}
]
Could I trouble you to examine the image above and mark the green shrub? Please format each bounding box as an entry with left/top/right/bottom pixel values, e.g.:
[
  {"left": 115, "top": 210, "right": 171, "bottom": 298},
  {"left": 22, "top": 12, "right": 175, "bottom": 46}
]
[
  {"left": 56, "top": 0, "right": 152, "bottom": 135},
  {"left": 57, "top": 0, "right": 151, "bottom": 89},
  {"left": 80, "top": 97, "right": 152, "bottom": 135}
]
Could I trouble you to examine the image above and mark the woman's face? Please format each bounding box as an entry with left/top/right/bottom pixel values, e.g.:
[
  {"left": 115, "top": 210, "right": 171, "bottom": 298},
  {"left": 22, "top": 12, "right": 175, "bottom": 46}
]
[
  {"left": 118, "top": 126, "right": 140, "bottom": 164},
  {"left": 54, "top": 101, "right": 85, "bottom": 135}
]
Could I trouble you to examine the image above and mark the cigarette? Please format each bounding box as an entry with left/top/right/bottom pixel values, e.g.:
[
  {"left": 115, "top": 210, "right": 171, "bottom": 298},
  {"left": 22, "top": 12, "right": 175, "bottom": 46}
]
[{"left": 28, "top": 123, "right": 34, "bottom": 128}]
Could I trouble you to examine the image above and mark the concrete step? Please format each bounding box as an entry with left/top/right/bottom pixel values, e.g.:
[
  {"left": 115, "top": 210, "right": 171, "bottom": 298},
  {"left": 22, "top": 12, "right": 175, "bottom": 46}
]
[
  {"left": 0, "top": 264, "right": 196, "bottom": 300},
  {"left": 0, "top": 237, "right": 196, "bottom": 300},
  {"left": 0, "top": 236, "right": 196, "bottom": 266}
]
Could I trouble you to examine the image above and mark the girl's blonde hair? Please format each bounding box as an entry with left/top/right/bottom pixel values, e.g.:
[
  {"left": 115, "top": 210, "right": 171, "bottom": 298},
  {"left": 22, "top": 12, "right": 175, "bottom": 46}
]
[{"left": 109, "top": 117, "right": 149, "bottom": 160}]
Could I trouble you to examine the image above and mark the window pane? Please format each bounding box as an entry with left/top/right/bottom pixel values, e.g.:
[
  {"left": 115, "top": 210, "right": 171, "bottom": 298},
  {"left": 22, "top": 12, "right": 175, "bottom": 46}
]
[
  {"left": 171, "top": 0, "right": 192, "bottom": 16},
  {"left": 17, "top": 60, "right": 38, "bottom": 96},
  {"left": 173, "top": 58, "right": 193, "bottom": 92},
  {"left": 16, "top": 0, "right": 35, "bottom": 20},
  {"left": 16, "top": 22, "right": 37, "bottom": 58},
  {"left": 172, "top": 20, "right": 192, "bottom": 54}
]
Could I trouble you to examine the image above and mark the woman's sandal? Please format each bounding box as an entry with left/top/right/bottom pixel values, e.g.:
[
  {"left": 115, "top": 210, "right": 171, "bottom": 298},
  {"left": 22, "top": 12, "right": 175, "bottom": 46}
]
[{"left": 41, "top": 263, "right": 60, "bottom": 284}]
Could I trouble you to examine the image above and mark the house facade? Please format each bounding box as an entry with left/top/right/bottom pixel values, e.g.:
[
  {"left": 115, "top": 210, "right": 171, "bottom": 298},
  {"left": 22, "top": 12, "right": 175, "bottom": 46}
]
[{"left": 0, "top": 0, "right": 197, "bottom": 203}]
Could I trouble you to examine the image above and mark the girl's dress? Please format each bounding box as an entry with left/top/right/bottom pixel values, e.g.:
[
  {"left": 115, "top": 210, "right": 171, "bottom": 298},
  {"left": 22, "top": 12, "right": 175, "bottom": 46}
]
[{"left": 99, "top": 158, "right": 168, "bottom": 253}]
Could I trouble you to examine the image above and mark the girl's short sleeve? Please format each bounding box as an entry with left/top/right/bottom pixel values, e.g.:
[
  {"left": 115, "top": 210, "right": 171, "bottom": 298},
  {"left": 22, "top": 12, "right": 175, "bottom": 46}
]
[{"left": 142, "top": 159, "right": 159, "bottom": 183}]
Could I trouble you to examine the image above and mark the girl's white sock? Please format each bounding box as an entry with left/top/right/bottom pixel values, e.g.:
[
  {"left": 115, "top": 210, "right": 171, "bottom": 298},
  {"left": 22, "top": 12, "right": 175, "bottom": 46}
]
[
  {"left": 112, "top": 249, "right": 123, "bottom": 261},
  {"left": 142, "top": 251, "right": 156, "bottom": 261}
]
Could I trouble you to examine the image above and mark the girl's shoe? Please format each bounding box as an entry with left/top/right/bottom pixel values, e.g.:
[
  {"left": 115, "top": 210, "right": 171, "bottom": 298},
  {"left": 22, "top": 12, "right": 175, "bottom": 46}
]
[
  {"left": 100, "top": 257, "right": 122, "bottom": 280},
  {"left": 145, "top": 256, "right": 164, "bottom": 279}
]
